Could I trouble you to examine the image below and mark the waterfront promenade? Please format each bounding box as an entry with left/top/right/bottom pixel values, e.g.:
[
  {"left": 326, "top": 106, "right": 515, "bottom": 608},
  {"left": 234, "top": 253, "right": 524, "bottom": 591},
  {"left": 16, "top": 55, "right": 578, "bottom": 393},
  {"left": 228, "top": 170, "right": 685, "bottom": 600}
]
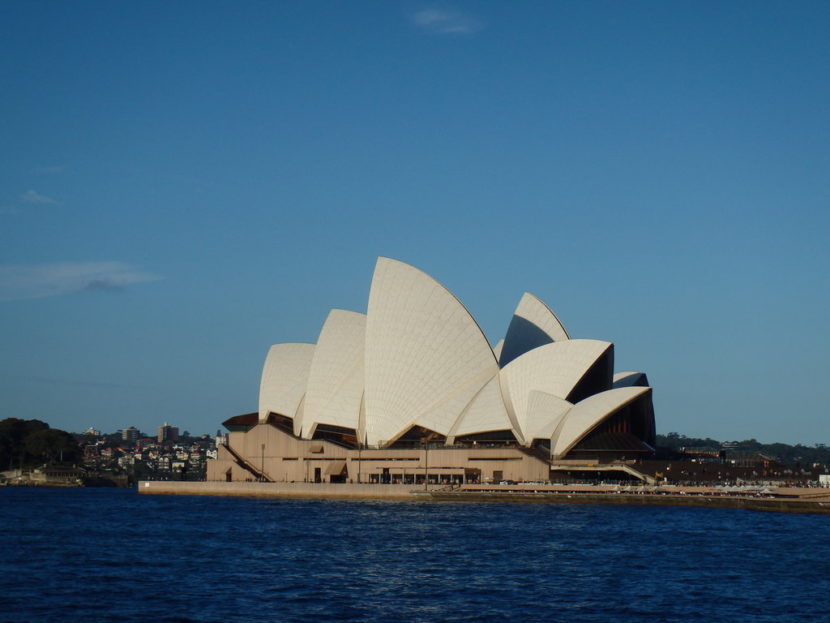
[{"left": 138, "top": 480, "right": 830, "bottom": 513}]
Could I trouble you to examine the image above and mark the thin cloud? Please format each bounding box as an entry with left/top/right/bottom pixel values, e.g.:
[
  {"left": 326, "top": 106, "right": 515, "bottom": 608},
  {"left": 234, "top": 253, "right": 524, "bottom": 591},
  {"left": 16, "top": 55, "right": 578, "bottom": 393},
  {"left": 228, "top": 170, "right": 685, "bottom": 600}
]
[
  {"left": 0, "top": 262, "right": 162, "bottom": 301},
  {"left": 83, "top": 279, "right": 126, "bottom": 292},
  {"left": 20, "top": 189, "right": 60, "bottom": 205},
  {"left": 410, "top": 8, "right": 484, "bottom": 34}
]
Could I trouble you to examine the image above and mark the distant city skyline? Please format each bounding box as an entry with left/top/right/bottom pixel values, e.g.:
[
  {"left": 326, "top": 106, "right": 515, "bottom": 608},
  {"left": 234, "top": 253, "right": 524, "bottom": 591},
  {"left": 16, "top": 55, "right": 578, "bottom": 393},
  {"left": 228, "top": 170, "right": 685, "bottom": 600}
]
[{"left": 2, "top": 2, "right": 828, "bottom": 444}]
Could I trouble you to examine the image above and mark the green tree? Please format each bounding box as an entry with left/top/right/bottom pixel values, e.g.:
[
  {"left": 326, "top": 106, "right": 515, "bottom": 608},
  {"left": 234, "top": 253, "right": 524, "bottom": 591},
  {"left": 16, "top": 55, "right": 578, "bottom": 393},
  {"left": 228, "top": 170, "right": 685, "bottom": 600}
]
[
  {"left": 24, "top": 428, "right": 79, "bottom": 464},
  {"left": 0, "top": 418, "right": 50, "bottom": 468}
]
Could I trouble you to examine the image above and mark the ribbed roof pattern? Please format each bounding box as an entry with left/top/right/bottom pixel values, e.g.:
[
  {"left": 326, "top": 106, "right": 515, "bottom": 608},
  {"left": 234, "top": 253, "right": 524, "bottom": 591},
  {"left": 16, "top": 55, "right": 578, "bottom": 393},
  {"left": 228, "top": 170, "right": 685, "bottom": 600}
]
[
  {"left": 254, "top": 257, "right": 655, "bottom": 457},
  {"left": 525, "top": 390, "right": 572, "bottom": 441},
  {"left": 301, "top": 310, "right": 366, "bottom": 438},
  {"left": 363, "top": 258, "right": 498, "bottom": 446},
  {"left": 258, "top": 343, "right": 315, "bottom": 435},
  {"left": 551, "top": 386, "right": 651, "bottom": 458},
  {"left": 499, "top": 340, "right": 612, "bottom": 441},
  {"left": 449, "top": 374, "right": 514, "bottom": 438},
  {"left": 499, "top": 292, "right": 570, "bottom": 367}
]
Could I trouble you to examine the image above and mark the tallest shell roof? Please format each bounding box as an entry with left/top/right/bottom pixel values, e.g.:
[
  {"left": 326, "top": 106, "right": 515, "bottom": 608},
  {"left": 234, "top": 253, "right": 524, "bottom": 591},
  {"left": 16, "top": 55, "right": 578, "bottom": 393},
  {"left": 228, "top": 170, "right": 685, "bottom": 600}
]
[{"left": 363, "top": 258, "right": 499, "bottom": 446}]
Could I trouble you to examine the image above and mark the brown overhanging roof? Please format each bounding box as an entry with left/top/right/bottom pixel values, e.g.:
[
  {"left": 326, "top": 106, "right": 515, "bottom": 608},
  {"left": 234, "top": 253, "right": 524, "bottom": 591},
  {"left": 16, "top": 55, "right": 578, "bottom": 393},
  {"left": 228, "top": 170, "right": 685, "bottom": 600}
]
[{"left": 222, "top": 412, "right": 258, "bottom": 430}]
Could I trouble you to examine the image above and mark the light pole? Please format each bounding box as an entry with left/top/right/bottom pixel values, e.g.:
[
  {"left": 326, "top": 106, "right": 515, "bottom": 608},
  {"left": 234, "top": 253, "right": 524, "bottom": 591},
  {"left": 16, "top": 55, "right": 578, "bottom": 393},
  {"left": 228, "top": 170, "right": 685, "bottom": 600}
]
[
  {"left": 357, "top": 436, "right": 362, "bottom": 484},
  {"left": 423, "top": 440, "right": 429, "bottom": 491}
]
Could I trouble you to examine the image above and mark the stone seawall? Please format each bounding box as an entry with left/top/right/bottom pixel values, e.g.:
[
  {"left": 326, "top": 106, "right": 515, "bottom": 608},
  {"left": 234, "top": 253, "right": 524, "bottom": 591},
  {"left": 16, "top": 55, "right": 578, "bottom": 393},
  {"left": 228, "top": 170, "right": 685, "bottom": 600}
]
[
  {"left": 138, "top": 480, "right": 420, "bottom": 499},
  {"left": 420, "top": 491, "right": 830, "bottom": 514},
  {"left": 138, "top": 481, "right": 830, "bottom": 513}
]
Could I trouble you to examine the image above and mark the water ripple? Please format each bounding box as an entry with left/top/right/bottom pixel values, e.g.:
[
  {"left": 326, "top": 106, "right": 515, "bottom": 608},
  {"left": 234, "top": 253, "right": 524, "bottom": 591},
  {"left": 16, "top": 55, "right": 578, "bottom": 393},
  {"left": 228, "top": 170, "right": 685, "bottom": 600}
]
[{"left": 1, "top": 489, "right": 829, "bottom": 623}]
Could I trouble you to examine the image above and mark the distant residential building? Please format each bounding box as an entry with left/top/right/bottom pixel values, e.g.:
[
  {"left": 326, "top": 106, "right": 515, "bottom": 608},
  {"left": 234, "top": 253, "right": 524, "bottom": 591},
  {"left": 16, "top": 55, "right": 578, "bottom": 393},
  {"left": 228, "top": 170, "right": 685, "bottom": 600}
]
[
  {"left": 83, "top": 427, "right": 101, "bottom": 436},
  {"left": 31, "top": 466, "right": 84, "bottom": 485},
  {"left": 820, "top": 474, "right": 830, "bottom": 488},
  {"left": 83, "top": 445, "right": 100, "bottom": 464},
  {"left": 122, "top": 426, "right": 139, "bottom": 442},
  {"left": 157, "top": 423, "right": 179, "bottom": 443}
]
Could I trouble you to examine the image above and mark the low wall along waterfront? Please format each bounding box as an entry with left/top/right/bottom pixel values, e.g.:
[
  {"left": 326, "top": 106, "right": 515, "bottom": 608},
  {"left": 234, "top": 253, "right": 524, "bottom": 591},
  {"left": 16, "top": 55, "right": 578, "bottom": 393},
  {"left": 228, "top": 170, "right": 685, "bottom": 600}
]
[
  {"left": 139, "top": 480, "right": 419, "bottom": 499},
  {"left": 138, "top": 481, "right": 830, "bottom": 513}
]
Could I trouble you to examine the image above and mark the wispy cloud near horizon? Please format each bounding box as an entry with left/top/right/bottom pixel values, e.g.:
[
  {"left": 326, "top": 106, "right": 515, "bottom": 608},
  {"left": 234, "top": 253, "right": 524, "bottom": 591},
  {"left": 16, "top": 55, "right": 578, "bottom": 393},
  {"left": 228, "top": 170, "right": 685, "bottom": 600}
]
[
  {"left": 0, "top": 262, "right": 162, "bottom": 301},
  {"left": 410, "top": 7, "right": 484, "bottom": 35},
  {"left": 20, "top": 189, "right": 60, "bottom": 205},
  {"left": 2, "top": 189, "right": 62, "bottom": 215}
]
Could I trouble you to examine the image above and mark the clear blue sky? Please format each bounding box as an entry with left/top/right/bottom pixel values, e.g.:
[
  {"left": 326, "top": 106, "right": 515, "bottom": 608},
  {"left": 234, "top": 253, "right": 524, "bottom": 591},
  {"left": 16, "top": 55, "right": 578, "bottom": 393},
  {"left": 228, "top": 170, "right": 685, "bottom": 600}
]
[{"left": 1, "top": 1, "right": 828, "bottom": 443}]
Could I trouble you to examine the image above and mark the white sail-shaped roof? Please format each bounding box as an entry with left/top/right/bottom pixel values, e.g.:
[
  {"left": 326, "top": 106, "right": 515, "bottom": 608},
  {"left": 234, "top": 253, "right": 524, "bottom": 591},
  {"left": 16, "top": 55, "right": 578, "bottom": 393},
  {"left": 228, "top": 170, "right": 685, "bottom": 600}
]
[
  {"left": 364, "top": 258, "right": 499, "bottom": 447},
  {"left": 258, "top": 343, "right": 315, "bottom": 435},
  {"left": 413, "top": 367, "right": 495, "bottom": 436},
  {"left": 551, "top": 386, "right": 651, "bottom": 458},
  {"left": 498, "top": 292, "right": 569, "bottom": 367},
  {"left": 524, "top": 390, "right": 572, "bottom": 441},
  {"left": 499, "top": 339, "right": 612, "bottom": 443},
  {"left": 301, "top": 309, "right": 366, "bottom": 439},
  {"left": 448, "top": 374, "right": 515, "bottom": 439},
  {"left": 492, "top": 339, "right": 504, "bottom": 361}
]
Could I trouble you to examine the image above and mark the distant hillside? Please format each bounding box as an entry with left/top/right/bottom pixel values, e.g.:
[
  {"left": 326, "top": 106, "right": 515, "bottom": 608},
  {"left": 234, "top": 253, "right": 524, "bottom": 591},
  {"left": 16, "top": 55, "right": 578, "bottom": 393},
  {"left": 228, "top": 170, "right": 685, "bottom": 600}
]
[
  {"left": 0, "top": 418, "right": 80, "bottom": 469},
  {"left": 656, "top": 432, "right": 830, "bottom": 467}
]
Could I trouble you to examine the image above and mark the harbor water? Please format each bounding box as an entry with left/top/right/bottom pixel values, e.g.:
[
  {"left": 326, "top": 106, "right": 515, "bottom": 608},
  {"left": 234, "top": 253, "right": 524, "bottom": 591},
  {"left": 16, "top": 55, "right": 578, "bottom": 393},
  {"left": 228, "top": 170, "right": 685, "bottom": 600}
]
[{"left": 1, "top": 487, "right": 829, "bottom": 622}]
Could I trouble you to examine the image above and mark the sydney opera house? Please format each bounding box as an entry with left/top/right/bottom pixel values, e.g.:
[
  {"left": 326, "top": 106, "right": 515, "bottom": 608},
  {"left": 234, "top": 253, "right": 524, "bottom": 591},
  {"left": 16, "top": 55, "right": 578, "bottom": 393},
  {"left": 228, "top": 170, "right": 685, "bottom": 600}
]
[{"left": 207, "top": 258, "right": 656, "bottom": 485}]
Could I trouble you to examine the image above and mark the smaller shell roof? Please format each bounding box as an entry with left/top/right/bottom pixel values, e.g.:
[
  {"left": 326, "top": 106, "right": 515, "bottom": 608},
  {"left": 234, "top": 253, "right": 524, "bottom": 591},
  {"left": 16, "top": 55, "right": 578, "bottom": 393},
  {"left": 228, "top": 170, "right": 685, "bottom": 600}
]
[
  {"left": 500, "top": 339, "right": 613, "bottom": 442},
  {"left": 524, "top": 391, "right": 572, "bottom": 441},
  {"left": 258, "top": 343, "right": 315, "bottom": 436},
  {"left": 449, "top": 374, "right": 514, "bottom": 439},
  {"left": 498, "top": 292, "right": 569, "bottom": 367},
  {"left": 302, "top": 309, "right": 366, "bottom": 438},
  {"left": 551, "top": 386, "right": 651, "bottom": 458}
]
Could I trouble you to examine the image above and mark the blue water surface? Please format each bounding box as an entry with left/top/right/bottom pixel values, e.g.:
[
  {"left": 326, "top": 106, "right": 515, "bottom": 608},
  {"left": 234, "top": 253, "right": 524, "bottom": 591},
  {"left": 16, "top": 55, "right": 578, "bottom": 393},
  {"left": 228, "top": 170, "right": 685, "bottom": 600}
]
[{"left": 1, "top": 487, "right": 828, "bottom": 623}]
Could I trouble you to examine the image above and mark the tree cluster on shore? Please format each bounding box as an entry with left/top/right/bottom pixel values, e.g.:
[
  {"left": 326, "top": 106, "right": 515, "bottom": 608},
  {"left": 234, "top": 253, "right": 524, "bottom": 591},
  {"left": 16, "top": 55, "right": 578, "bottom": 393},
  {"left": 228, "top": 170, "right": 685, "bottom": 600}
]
[
  {"left": 656, "top": 432, "right": 830, "bottom": 468},
  {"left": 0, "top": 418, "right": 80, "bottom": 470}
]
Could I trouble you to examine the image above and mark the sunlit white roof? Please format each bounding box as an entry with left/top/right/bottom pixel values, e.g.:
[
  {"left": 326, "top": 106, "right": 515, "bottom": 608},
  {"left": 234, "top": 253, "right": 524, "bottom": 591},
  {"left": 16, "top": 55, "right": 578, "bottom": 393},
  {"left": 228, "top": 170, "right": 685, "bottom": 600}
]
[
  {"left": 301, "top": 309, "right": 366, "bottom": 438},
  {"left": 258, "top": 343, "right": 315, "bottom": 436},
  {"left": 254, "top": 257, "right": 654, "bottom": 456},
  {"left": 552, "top": 386, "right": 651, "bottom": 458},
  {"left": 363, "top": 257, "right": 498, "bottom": 446},
  {"left": 498, "top": 292, "right": 569, "bottom": 367}
]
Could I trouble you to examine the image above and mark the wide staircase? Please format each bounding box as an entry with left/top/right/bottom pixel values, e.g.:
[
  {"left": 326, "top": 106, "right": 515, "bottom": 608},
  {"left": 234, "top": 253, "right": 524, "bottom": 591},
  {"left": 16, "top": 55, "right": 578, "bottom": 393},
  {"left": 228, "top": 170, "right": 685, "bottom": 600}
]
[
  {"left": 548, "top": 461, "right": 656, "bottom": 484},
  {"left": 223, "top": 443, "right": 273, "bottom": 482}
]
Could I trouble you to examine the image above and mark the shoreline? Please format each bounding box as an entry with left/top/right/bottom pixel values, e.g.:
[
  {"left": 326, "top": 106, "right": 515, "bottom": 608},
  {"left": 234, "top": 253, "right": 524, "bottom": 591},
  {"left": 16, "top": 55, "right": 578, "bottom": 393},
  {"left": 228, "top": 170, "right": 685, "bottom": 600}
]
[
  {"left": 417, "top": 491, "right": 830, "bottom": 514},
  {"left": 137, "top": 481, "right": 830, "bottom": 514}
]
